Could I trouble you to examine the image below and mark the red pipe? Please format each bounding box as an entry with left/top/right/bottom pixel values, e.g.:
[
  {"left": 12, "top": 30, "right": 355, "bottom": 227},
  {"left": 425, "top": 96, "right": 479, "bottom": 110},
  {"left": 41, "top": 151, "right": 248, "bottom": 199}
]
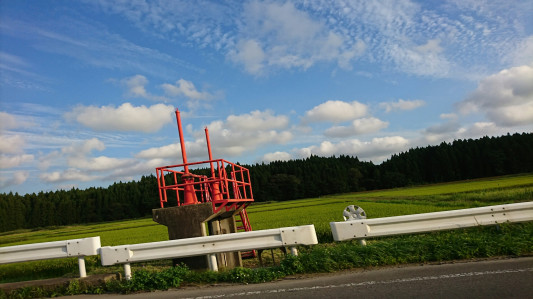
[
  {"left": 205, "top": 126, "right": 222, "bottom": 201},
  {"left": 205, "top": 127, "right": 215, "bottom": 178},
  {"left": 175, "top": 108, "right": 197, "bottom": 204},
  {"left": 175, "top": 109, "right": 189, "bottom": 173}
]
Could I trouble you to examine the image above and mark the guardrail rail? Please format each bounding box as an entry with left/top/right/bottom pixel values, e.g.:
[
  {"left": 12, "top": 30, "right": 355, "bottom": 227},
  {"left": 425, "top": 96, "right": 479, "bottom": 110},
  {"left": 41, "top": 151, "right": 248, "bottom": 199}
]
[
  {"left": 100, "top": 225, "right": 318, "bottom": 279},
  {"left": 330, "top": 201, "right": 533, "bottom": 242},
  {"left": 0, "top": 236, "right": 101, "bottom": 278}
]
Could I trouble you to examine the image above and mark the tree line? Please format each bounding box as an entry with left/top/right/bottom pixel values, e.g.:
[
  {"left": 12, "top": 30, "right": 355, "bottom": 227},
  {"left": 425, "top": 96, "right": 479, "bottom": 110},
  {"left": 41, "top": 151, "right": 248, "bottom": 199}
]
[{"left": 1, "top": 132, "right": 532, "bottom": 232}]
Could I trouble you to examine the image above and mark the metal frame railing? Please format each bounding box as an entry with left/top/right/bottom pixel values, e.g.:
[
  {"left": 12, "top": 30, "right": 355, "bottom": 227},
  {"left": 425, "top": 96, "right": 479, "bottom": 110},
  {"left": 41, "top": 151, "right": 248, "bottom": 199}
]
[{"left": 156, "top": 159, "right": 254, "bottom": 213}]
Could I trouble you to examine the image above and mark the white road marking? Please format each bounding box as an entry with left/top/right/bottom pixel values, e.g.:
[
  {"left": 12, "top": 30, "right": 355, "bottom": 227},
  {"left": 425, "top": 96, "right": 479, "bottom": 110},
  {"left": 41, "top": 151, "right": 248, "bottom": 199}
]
[{"left": 187, "top": 267, "right": 533, "bottom": 298}]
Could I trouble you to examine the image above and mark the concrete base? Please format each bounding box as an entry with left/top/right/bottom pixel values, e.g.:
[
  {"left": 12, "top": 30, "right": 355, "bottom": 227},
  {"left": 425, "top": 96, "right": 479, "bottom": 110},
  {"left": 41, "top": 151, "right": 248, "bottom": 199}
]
[
  {"left": 208, "top": 216, "right": 242, "bottom": 269},
  {"left": 152, "top": 203, "right": 243, "bottom": 270}
]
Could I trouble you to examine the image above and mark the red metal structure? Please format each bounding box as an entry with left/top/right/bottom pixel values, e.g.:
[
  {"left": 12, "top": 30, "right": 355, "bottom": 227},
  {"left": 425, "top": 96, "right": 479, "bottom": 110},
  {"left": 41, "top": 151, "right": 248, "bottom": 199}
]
[{"left": 155, "top": 109, "right": 254, "bottom": 233}]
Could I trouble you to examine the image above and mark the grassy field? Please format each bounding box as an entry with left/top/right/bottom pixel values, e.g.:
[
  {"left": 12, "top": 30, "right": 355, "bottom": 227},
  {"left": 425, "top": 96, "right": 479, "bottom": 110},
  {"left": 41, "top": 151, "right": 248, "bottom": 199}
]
[{"left": 1, "top": 173, "right": 532, "bottom": 286}]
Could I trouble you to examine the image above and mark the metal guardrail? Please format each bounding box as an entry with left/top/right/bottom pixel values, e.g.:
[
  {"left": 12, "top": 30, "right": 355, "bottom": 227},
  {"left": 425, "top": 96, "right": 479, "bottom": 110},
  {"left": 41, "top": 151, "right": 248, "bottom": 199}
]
[
  {"left": 100, "top": 225, "right": 318, "bottom": 279},
  {"left": 0, "top": 237, "right": 101, "bottom": 278},
  {"left": 330, "top": 202, "right": 533, "bottom": 242}
]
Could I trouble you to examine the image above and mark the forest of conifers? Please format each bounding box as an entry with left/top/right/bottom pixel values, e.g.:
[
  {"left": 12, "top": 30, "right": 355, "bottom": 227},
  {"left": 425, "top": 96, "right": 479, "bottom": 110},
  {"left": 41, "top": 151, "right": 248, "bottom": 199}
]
[{"left": 1, "top": 132, "right": 532, "bottom": 232}]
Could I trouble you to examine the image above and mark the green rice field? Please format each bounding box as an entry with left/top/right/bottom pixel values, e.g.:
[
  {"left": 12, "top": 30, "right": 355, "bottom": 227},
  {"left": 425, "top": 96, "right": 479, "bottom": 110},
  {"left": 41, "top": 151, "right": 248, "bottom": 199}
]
[{"left": 1, "top": 173, "right": 532, "bottom": 283}]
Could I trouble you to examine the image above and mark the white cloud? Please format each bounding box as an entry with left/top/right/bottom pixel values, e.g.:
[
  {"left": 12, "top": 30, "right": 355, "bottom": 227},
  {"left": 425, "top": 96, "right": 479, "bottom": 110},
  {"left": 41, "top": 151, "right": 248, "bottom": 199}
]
[
  {"left": 457, "top": 64, "right": 533, "bottom": 126},
  {"left": 62, "top": 138, "right": 105, "bottom": 155},
  {"left": 415, "top": 39, "right": 443, "bottom": 54},
  {"left": 137, "top": 110, "right": 292, "bottom": 160},
  {"left": 422, "top": 121, "right": 501, "bottom": 144},
  {"left": 119, "top": 74, "right": 169, "bottom": 102},
  {"left": 303, "top": 100, "right": 368, "bottom": 123},
  {"left": 458, "top": 122, "right": 499, "bottom": 138},
  {"left": 262, "top": 151, "right": 292, "bottom": 163},
  {"left": 0, "top": 135, "right": 25, "bottom": 154},
  {"left": 380, "top": 99, "right": 425, "bottom": 113},
  {"left": 0, "top": 52, "right": 30, "bottom": 67},
  {"left": 297, "top": 136, "right": 409, "bottom": 162},
  {"left": 65, "top": 102, "right": 175, "bottom": 133},
  {"left": 161, "top": 79, "right": 212, "bottom": 100},
  {"left": 0, "top": 134, "right": 34, "bottom": 169},
  {"left": 136, "top": 139, "right": 207, "bottom": 161},
  {"left": 59, "top": 138, "right": 131, "bottom": 171},
  {"left": 121, "top": 74, "right": 149, "bottom": 98},
  {"left": 40, "top": 168, "right": 96, "bottom": 183},
  {"left": 68, "top": 156, "right": 131, "bottom": 172},
  {"left": 229, "top": 1, "right": 365, "bottom": 74},
  {"left": 0, "top": 171, "right": 29, "bottom": 188},
  {"left": 425, "top": 121, "right": 461, "bottom": 135},
  {"left": 225, "top": 110, "right": 289, "bottom": 131},
  {"left": 0, "top": 154, "right": 34, "bottom": 169},
  {"left": 84, "top": 1, "right": 531, "bottom": 78},
  {"left": 229, "top": 40, "right": 266, "bottom": 75},
  {"left": 508, "top": 36, "right": 533, "bottom": 66},
  {"left": 105, "top": 158, "right": 167, "bottom": 180},
  {"left": 440, "top": 113, "right": 458, "bottom": 120},
  {"left": 0, "top": 111, "right": 18, "bottom": 130},
  {"left": 325, "top": 117, "right": 389, "bottom": 137},
  {"left": 136, "top": 143, "right": 181, "bottom": 160}
]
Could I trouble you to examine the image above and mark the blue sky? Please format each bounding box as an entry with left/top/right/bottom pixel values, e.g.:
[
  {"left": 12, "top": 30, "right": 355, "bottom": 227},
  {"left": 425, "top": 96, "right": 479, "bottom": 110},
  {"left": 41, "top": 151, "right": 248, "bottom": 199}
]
[{"left": 1, "top": 0, "right": 532, "bottom": 195}]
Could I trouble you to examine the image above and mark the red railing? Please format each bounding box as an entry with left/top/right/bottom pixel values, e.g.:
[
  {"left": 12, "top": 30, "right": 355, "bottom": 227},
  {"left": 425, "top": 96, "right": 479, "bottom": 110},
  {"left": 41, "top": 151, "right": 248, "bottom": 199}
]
[{"left": 156, "top": 159, "right": 254, "bottom": 213}]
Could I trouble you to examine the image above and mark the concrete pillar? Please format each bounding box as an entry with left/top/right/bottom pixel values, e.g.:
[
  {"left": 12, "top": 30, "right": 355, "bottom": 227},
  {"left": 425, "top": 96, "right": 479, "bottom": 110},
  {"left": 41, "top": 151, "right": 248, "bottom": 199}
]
[
  {"left": 208, "top": 215, "right": 242, "bottom": 269},
  {"left": 152, "top": 203, "right": 243, "bottom": 270}
]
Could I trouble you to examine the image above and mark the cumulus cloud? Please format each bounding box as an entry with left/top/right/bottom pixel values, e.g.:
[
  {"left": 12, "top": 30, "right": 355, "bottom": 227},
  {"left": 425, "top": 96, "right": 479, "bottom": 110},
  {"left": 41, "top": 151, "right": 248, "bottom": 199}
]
[
  {"left": 40, "top": 168, "right": 96, "bottom": 183},
  {"left": 105, "top": 158, "right": 167, "bottom": 180},
  {"left": 0, "top": 135, "right": 26, "bottom": 154},
  {"left": 262, "top": 151, "right": 292, "bottom": 163},
  {"left": 0, "top": 134, "right": 34, "bottom": 169},
  {"left": 62, "top": 138, "right": 105, "bottom": 155},
  {"left": 36, "top": 137, "right": 136, "bottom": 184},
  {"left": 296, "top": 136, "right": 409, "bottom": 162},
  {"left": 229, "top": 40, "right": 266, "bottom": 75},
  {"left": 324, "top": 117, "right": 388, "bottom": 137},
  {"left": 457, "top": 65, "right": 533, "bottom": 126},
  {"left": 137, "top": 110, "right": 293, "bottom": 160},
  {"left": 60, "top": 138, "right": 131, "bottom": 171},
  {"left": 136, "top": 139, "right": 208, "bottom": 162},
  {"left": 303, "top": 100, "right": 367, "bottom": 123},
  {"left": 0, "top": 171, "right": 29, "bottom": 188},
  {"left": 225, "top": 110, "right": 289, "bottom": 131},
  {"left": 380, "top": 99, "right": 425, "bottom": 113},
  {"left": 424, "top": 121, "right": 461, "bottom": 135},
  {"left": 136, "top": 143, "right": 181, "bottom": 160},
  {"left": 0, "top": 154, "right": 34, "bottom": 169},
  {"left": 119, "top": 75, "right": 169, "bottom": 102},
  {"left": 68, "top": 156, "right": 131, "bottom": 172},
  {"left": 161, "top": 79, "right": 212, "bottom": 100},
  {"left": 423, "top": 121, "right": 501, "bottom": 144},
  {"left": 65, "top": 102, "right": 174, "bottom": 133},
  {"left": 121, "top": 74, "right": 149, "bottom": 98},
  {"left": 204, "top": 110, "right": 292, "bottom": 156}
]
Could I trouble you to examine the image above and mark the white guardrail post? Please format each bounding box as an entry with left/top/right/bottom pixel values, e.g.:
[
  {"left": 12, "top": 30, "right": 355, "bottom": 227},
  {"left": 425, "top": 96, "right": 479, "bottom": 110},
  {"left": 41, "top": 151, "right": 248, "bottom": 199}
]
[
  {"left": 100, "top": 225, "right": 318, "bottom": 280},
  {"left": 0, "top": 236, "right": 101, "bottom": 278},
  {"left": 330, "top": 202, "right": 533, "bottom": 242}
]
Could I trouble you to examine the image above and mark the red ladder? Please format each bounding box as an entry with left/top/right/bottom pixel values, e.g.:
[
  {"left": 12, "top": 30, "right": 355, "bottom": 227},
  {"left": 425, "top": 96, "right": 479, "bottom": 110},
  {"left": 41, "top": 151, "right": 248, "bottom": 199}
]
[{"left": 236, "top": 208, "right": 256, "bottom": 258}]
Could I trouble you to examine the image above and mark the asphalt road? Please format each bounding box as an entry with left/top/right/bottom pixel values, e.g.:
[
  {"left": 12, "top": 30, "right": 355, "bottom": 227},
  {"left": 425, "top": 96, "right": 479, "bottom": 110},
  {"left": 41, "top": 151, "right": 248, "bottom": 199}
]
[{"left": 70, "top": 257, "right": 533, "bottom": 299}]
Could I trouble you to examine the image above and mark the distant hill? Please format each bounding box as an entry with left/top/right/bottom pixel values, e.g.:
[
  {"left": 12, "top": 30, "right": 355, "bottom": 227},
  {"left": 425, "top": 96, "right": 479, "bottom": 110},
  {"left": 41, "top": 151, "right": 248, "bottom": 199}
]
[{"left": 1, "top": 132, "right": 532, "bottom": 232}]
